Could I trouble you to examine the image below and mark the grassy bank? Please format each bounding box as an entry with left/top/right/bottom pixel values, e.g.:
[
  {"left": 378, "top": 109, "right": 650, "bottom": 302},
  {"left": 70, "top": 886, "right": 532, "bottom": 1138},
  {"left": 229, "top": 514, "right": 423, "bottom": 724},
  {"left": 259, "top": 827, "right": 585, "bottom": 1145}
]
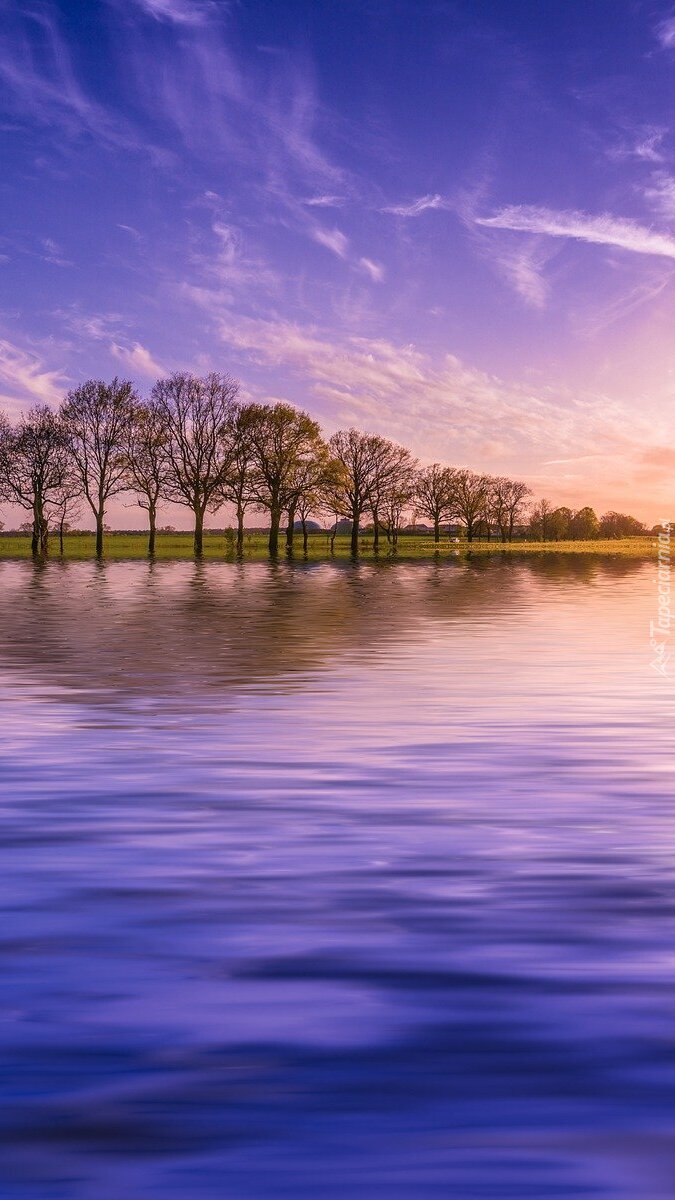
[{"left": 0, "top": 532, "right": 659, "bottom": 560}]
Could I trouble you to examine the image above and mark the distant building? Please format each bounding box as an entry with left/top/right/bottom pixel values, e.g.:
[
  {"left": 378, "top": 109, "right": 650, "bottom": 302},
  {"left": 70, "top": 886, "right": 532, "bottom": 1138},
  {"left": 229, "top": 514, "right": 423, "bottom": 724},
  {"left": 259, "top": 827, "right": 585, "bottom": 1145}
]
[{"left": 292, "top": 519, "right": 323, "bottom": 532}]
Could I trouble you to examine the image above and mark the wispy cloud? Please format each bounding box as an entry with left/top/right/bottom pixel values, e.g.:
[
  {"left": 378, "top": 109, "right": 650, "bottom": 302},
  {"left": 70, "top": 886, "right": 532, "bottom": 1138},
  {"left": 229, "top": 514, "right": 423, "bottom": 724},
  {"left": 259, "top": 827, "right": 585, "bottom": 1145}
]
[
  {"left": 304, "top": 195, "right": 344, "bottom": 207},
  {"left": 312, "top": 227, "right": 349, "bottom": 259},
  {"left": 644, "top": 171, "right": 675, "bottom": 220},
  {"left": 607, "top": 125, "right": 666, "bottom": 164},
  {"left": 359, "top": 257, "right": 385, "bottom": 283},
  {"left": 381, "top": 194, "right": 447, "bottom": 217},
  {"left": 0, "top": 339, "right": 68, "bottom": 412},
  {"left": 55, "top": 309, "right": 127, "bottom": 341},
  {"left": 0, "top": 5, "right": 143, "bottom": 152},
  {"left": 207, "top": 220, "right": 278, "bottom": 292},
  {"left": 41, "top": 238, "right": 72, "bottom": 267},
  {"left": 52, "top": 307, "right": 167, "bottom": 381},
  {"left": 209, "top": 314, "right": 644, "bottom": 479},
  {"left": 490, "top": 244, "right": 549, "bottom": 309},
  {"left": 656, "top": 16, "right": 675, "bottom": 48},
  {"left": 120, "top": 6, "right": 346, "bottom": 192},
  {"left": 476, "top": 205, "right": 675, "bottom": 260},
  {"left": 570, "top": 267, "right": 675, "bottom": 338},
  {"left": 111, "top": 341, "right": 167, "bottom": 378},
  {"left": 132, "top": 0, "right": 218, "bottom": 26}
]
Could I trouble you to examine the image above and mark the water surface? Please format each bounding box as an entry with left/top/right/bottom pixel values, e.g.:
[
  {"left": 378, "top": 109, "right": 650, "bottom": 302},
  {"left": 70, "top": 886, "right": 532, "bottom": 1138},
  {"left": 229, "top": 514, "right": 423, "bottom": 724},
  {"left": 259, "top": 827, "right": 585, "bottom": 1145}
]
[{"left": 2, "top": 556, "right": 673, "bottom": 1198}]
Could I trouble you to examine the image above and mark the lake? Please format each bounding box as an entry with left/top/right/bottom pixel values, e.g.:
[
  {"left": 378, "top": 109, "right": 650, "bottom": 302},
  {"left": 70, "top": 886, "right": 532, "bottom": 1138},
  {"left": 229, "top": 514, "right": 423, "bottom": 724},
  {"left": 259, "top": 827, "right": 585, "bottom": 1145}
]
[{"left": 1, "top": 555, "right": 673, "bottom": 1199}]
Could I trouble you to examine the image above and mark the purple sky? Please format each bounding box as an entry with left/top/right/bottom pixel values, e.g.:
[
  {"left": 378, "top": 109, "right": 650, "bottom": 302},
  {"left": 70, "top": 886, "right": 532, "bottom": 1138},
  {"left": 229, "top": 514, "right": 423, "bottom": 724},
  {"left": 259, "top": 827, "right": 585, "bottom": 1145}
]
[{"left": 1, "top": 0, "right": 675, "bottom": 525}]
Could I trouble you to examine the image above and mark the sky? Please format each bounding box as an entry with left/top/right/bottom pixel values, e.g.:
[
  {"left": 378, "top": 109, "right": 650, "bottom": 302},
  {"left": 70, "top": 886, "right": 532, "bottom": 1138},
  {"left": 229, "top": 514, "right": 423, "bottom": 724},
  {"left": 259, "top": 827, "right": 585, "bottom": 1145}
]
[{"left": 1, "top": 0, "right": 675, "bottom": 526}]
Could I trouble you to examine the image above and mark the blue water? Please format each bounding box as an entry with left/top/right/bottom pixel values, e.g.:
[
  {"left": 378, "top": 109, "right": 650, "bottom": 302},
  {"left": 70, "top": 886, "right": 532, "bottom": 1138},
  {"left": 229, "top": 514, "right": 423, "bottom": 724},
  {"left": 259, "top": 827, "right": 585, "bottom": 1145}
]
[{"left": 1, "top": 556, "right": 673, "bottom": 1198}]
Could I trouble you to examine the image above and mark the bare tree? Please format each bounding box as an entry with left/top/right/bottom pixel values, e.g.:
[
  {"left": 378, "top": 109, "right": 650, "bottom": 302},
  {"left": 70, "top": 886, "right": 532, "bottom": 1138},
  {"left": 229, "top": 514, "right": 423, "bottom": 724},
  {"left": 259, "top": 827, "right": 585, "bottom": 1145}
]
[
  {"left": 366, "top": 437, "right": 417, "bottom": 552},
  {"left": 295, "top": 491, "right": 322, "bottom": 555},
  {"left": 284, "top": 440, "right": 331, "bottom": 553},
  {"left": 51, "top": 481, "right": 82, "bottom": 555},
  {"left": 0, "top": 406, "right": 72, "bottom": 555},
  {"left": 222, "top": 403, "right": 256, "bottom": 556},
  {"left": 61, "top": 378, "right": 136, "bottom": 556},
  {"left": 415, "top": 464, "right": 457, "bottom": 543},
  {"left": 245, "top": 403, "right": 325, "bottom": 557},
  {"left": 484, "top": 476, "right": 508, "bottom": 543},
  {"left": 503, "top": 479, "right": 531, "bottom": 542},
  {"left": 153, "top": 372, "right": 239, "bottom": 557},
  {"left": 381, "top": 470, "right": 416, "bottom": 549},
  {"left": 452, "top": 469, "right": 489, "bottom": 543},
  {"left": 324, "top": 429, "right": 381, "bottom": 556},
  {"left": 473, "top": 473, "right": 496, "bottom": 542},
  {"left": 123, "top": 399, "right": 170, "bottom": 556}
]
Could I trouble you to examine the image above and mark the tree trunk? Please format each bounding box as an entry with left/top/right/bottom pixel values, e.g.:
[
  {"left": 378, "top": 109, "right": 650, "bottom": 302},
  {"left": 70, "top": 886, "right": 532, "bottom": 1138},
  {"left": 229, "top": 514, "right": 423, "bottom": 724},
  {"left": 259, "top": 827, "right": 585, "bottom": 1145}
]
[
  {"left": 434, "top": 516, "right": 440, "bottom": 543},
  {"left": 148, "top": 506, "right": 156, "bottom": 557},
  {"left": 302, "top": 518, "right": 308, "bottom": 555},
  {"left": 269, "top": 507, "right": 281, "bottom": 557},
  {"left": 31, "top": 499, "right": 40, "bottom": 555},
  {"left": 59, "top": 520, "right": 65, "bottom": 555},
  {"left": 39, "top": 516, "right": 49, "bottom": 556},
  {"left": 286, "top": 502, "right": 296, "bottom": 552},
  {"left": 372, "top": 508, "right": 379, "bottom": 552},
  {"left": 95, "top": 511, "right": 104, "bottom": 558},
  {"left": 236, "top": 504, "right": 245, "bottom": 556},
  {"left": 466, "top": 523, "right": 473, "bottom": 543},
  {"left": 194, "top": 507, "right": 204, "bottom": 558},
  {"left": 350, "top": 510, "right": 359, "bottom": 557}
]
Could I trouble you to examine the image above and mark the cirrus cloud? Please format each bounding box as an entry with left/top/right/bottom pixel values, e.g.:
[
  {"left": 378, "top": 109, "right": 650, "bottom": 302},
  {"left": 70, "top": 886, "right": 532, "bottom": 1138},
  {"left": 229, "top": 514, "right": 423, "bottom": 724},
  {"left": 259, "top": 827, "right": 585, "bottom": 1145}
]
[
  {"left": 381, "top": 194, "right": 447, "bottom": 218},
  {"left": 476, "top": 205, "right": 675, "bottom": 260},
  {"left": 0, "top": 339, "right": 69, "bottom": 413},
  {"left": 110, "top": 341, "right": 167, "bottom": 378}
]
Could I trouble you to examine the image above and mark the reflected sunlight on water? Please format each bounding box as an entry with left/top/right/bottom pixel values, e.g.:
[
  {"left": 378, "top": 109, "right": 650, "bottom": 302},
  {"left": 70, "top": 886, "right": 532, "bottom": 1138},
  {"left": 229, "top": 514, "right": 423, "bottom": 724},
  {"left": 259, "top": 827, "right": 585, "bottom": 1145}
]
[{"left": 1, "top": 556, "right": 674, "bottom": 1198}]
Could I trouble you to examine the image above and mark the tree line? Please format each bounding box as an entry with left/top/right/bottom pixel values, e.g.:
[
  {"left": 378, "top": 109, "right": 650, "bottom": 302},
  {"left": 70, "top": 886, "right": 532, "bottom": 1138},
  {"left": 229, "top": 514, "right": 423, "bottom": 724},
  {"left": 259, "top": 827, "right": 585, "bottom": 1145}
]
[{"left": 0, "top": 372, "right": 648, "bottom": 558}]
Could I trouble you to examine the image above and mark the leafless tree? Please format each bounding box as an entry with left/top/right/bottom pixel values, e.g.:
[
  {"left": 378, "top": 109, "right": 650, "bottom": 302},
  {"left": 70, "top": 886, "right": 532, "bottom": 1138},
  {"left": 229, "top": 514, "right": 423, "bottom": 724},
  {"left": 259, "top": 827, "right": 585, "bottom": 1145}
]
[
  {"left": 244, "top": 402, "right": 326, "bottom": 557},
  {"left": 51, "top": 481, "right": 82, "bottom": 555},
  {"left": 503, "top": 480, "right": 532, "bottom": 541},
  {"left": 0, "top": 406, "right": 72, "bottom": 555},
  {"left": 324, "top": 429, "right": 381, "bottom": 556},
  {"left": 381, "top": 471, "right": 416, "bottom": 549},
  {"left": 221, "top": 404, "right": 256, "bottom": 556},
  {"left": 123, "top": 399, "right": 170, "bottom": 556},
  {"left": 484, "top": 476, "right": 509, "bottom": 543},
  {"left": 61, "top": 378, "right": 136, "bottom": 556},
  {"left": 366, "top": 437, "right": 417, "bottom": 552},
  {"left": 295, "top": 489, "right": 328, "bottom": 555},
  {"left": 153, "top": 372, "right": 239, "bottom": 557},
  {"left": 452, "top": 468, "right": 489, "bottom": 543},
  {"left": 284, "top": 440, "right": 332, "bottom": 553},
  {"left": 415, "top": 464, "right": 457, "bottom": 543}
]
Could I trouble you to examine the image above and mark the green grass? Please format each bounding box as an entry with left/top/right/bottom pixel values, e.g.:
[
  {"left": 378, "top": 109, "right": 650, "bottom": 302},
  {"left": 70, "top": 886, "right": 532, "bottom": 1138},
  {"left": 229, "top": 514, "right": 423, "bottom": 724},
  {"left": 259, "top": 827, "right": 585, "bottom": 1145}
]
[{"left": 0, "top": 532, "right": 659, "bottom": 560}]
